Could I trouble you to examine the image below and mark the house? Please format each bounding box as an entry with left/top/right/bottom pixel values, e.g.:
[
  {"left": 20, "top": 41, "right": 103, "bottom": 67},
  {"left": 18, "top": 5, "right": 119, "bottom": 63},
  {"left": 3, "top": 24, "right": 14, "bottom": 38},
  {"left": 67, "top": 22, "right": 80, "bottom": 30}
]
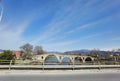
[{"left": 13, "top": 51, "right": 22, "bottom": 59}]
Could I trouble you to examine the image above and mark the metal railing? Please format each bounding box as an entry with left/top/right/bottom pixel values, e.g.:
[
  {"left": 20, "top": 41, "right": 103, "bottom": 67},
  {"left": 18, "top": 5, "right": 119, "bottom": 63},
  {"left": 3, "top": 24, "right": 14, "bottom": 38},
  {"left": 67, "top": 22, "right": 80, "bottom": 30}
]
[{"left": 0, "top": 60, "right": 120, "bottom": 70}]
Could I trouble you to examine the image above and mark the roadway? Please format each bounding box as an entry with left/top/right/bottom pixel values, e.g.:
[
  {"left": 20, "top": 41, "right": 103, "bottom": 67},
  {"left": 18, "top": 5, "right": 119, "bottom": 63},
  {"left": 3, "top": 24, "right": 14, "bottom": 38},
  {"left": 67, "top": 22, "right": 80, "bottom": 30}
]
[{"left": 0, "top": 72, "right": 120, "bottom": 81}]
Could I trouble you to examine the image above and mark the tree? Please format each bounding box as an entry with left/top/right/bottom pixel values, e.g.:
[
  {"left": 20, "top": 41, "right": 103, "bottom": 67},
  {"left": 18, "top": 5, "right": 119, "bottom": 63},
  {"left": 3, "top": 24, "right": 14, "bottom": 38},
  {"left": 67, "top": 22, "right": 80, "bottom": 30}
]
[
  {"left": 34, "top": 46, "right": 45, "bottom": 55},
  {"left": 0, "top": 50, "right": 15, "bottom": 65},
  {"left": 105, "top": 50, "right": 115, "bottom": 61},
  {"left": 0, "top": 50, "right": 14, "bottom": 60},
  {"left": 117, "top": 48, "right": 120, "bottom": 52},
  {"left": 88, "top": 49, "right": 101, "bottom": 57},
  {"left": 20, "top": 43, "right": 33, "bottom": 59}
]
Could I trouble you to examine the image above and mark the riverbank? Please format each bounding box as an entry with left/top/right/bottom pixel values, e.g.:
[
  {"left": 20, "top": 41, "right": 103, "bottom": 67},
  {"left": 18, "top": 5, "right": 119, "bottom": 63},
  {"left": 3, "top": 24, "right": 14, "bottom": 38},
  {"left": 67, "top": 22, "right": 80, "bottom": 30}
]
[{"left": 0, "top": 69, "right": 120, "bottom": 75}]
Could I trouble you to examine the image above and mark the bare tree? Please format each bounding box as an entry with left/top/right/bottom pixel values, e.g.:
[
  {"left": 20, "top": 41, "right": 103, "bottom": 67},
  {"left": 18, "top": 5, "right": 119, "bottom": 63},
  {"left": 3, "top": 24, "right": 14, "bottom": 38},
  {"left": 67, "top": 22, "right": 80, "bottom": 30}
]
[
  {"left": 88, "top": 49, "right": 101, "bottom": 57},
  {"left": 34, "top": 46, "right": 45, "bottom": 55},
  {"left": 20, "top": 43, "right": 33, "bottom": 59},
  {"left": 117, "top": 48, "right": 120, "bottom": 52},
  {"left": 105, "top": 50, "right": 115, "bottom": 61}
]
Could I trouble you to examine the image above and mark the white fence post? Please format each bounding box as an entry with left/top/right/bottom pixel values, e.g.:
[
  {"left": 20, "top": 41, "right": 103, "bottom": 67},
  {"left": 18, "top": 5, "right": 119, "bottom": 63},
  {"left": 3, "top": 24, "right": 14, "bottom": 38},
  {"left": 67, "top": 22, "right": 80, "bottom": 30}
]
[
  {"left": 9, "top": 60, "right": 12, "bottom": 70},
  {"left": 98, "top": 61, "right": 101, "bottom": 70},
  {"left": 42, "top": 61, "right": 44, "bottom": 72}
]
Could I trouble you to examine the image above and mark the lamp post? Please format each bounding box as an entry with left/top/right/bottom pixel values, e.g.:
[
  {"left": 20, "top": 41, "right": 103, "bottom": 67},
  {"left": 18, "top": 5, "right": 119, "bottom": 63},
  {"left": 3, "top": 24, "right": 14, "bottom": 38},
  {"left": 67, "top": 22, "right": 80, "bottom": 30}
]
[{"left": 0, "top": 0, "right": 3, "bottom": 22}]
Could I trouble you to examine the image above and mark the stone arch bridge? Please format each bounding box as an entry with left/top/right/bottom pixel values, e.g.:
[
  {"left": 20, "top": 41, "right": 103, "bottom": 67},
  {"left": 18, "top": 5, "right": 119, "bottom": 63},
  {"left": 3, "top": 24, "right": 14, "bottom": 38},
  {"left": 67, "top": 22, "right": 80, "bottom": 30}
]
[{"left": 32, "top": 54, "right": 94, "bottom": 64}]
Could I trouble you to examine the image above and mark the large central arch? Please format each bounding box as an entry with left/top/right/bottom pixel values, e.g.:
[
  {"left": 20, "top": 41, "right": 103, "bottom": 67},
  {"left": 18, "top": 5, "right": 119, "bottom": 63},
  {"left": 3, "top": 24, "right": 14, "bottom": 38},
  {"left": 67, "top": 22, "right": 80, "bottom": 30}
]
[{"left": 44, "top": 54, "right": 60, "bottom": 64}]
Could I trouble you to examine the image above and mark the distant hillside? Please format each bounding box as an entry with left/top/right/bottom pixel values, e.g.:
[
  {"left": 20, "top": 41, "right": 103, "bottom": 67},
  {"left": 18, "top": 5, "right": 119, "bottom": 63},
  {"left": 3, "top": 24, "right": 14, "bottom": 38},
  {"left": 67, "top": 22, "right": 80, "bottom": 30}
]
[
  {"left": 0, "top": 49, "right": 3, "bottom": 52},
  {"left": 47, "top": 51, "right": 63, "bottom": 54},
  {"left": 64, "top": 49, "right": 90, "bottom": 54},
  {"left": 64, "top": 49, "right": 120, "bottom": 55},
  {"left": 99, "top": 51, "right": 107, "bottom": 54}
]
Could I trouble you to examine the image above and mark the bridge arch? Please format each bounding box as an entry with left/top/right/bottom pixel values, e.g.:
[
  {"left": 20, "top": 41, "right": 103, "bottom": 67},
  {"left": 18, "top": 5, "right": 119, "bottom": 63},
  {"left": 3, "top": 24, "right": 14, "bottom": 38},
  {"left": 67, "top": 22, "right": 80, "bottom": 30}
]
[
  {"left": 85, "top": 57, "right": 93, "bottom": 62},
  {"left": 61, "top": 56, "right": 73, "bottom": 64},
  {"left": 74, "top": 56, "right": 84, "bottom": 63},
  {"left": 44, "top": 54, "right": 60, "bottom": 63}
]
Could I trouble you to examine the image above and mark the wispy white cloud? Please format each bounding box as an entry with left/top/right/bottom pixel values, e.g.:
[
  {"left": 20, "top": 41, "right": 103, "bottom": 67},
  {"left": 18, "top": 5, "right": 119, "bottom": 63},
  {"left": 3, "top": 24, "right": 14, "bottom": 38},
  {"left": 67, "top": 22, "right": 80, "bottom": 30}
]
[
  {"left": 66, "top": 22, "right": 96, "bottom": 34},
  {"left": 31, "top": 0, "right": 116, "bottom": 45},
  {"left": 101, "top": 46, "right": 120, "bottom": 51},
  {"left": 0, "top": 15, "right": 35, "bottom": 50},
  {"left": 1, "top": 0, "right": 119, "bottom": 51},
  {"left": 42, "top": 32, "right": 107, "bottom": 51},
  {"left": 31, "top": 1, "right": 82, "bottom": 44},
  {"left": 111, "top": 37, "right": 120, "bottom": 41},
  {"left": 73, "top": 32, "right": 109, "bottom": 43},
  {"left": 31, "top": 21, "right": 69, "bottom": 44},
  {"left": 31, "top": 0, "right": 101, "bottom": 45}
]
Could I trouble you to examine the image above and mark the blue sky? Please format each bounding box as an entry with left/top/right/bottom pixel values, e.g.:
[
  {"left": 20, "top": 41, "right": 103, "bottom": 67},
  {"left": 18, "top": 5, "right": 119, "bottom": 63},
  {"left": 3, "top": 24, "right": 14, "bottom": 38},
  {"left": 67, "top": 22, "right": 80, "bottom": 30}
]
[{"left": 0, "top": 0, "right": 120, "bottom": 52}]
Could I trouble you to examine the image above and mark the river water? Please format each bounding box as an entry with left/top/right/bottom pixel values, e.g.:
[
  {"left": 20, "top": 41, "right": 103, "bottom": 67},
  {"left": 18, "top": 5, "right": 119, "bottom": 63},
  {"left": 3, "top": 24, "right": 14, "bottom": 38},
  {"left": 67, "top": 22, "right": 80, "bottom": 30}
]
[
  {"left": 0, "top": 73, "right": 120, "bottom": 81},
  {"left": 45, "top": 57, "right": 73, "bottom": 65}
]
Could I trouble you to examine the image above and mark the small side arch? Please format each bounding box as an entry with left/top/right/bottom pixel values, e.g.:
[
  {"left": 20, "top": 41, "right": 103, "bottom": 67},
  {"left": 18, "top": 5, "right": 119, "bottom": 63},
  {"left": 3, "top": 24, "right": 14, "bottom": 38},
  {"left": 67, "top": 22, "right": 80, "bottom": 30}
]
[
  {"left": 85, "top": 57, "right": 93, "bottom": 62},
  {"left": 75, "top": 56, "right": 83, "bottom": 62},
  {"left": 61, "top": 56, "right": 73, "bottom": 65}
]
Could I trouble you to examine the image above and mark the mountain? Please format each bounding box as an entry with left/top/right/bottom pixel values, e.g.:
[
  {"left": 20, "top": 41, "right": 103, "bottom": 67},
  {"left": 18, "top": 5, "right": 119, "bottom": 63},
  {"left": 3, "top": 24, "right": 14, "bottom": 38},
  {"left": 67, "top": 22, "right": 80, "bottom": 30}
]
[
  {"left": 0, "top": 49, "right": 3, "bottom": 52},
  {"left": 47, "top": 49, "right": 120, "bottom": 55},
  {"left": 99, "top": 51, "right": 107, "bottom": 54},
  {"left": 47, "top": 51, "right": 63, "bottom": 54},
  {"left": 64, "top": 49, "right": 90, "bottom": 54}
]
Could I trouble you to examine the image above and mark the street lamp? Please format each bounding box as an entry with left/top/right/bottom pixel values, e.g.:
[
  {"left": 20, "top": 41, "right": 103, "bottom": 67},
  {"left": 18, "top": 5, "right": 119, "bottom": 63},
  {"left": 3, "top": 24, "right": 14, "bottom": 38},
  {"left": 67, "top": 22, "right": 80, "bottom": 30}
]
[{"left": 0, "top": 0, "right": 3, "bottom": 22}]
